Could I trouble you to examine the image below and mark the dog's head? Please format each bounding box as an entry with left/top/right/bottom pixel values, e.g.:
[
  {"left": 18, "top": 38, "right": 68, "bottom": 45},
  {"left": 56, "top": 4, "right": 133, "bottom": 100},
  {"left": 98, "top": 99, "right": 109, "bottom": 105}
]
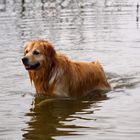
[{"left": 22, "top": 40, "right": 56, "bottom": 70}]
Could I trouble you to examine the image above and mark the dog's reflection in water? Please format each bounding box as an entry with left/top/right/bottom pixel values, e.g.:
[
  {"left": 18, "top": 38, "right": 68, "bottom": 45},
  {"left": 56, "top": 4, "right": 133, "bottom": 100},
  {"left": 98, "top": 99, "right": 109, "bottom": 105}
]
[{"left": 23, "top": 91, "right": 108, "bottom": 140}]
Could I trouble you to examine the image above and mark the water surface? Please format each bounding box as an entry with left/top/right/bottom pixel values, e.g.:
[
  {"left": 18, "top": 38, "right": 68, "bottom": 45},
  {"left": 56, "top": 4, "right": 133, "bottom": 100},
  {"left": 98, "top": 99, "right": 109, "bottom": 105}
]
[{"left": 0, "top": 0, "right": 140, "bottom": 140}]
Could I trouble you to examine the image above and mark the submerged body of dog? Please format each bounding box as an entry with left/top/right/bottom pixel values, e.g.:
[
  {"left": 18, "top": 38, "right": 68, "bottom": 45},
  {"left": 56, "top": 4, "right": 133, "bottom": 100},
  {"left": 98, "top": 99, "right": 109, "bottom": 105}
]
[{"left": 22, "top": 40, "right": 110, "bottom": 98}]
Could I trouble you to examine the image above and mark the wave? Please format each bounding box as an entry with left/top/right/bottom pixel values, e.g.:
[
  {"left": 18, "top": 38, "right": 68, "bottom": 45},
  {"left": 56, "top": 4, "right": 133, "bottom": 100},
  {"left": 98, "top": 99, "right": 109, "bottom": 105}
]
[{"left": 106, "top": 72, "right": 140, "bottom": 91}]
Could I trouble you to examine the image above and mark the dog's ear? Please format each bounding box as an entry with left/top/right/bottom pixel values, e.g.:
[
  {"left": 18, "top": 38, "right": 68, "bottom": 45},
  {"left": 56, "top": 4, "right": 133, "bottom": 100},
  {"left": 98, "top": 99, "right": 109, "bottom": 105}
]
[
  {"left": 47, "top": 44, "right": 56, "bottom": 59},
  {"left": 43, "top": 41, "right": 56, "bottom": 65}
]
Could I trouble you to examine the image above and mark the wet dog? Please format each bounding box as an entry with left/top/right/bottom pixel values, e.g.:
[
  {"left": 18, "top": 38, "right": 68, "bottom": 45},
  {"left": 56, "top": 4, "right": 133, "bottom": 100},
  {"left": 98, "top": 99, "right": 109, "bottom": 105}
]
[{"left": 22, "top": 40, "right": 110, "bottom": 98}]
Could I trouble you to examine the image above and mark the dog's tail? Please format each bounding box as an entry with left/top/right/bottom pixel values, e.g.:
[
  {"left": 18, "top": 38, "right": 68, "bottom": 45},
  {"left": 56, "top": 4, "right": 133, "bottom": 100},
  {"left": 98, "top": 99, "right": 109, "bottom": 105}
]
[
  {"left": 92, "top": 60, "right": 104, "bottom": 71},
  {"left": 92, "top": 61, "right": 111, "bottom": 89}
]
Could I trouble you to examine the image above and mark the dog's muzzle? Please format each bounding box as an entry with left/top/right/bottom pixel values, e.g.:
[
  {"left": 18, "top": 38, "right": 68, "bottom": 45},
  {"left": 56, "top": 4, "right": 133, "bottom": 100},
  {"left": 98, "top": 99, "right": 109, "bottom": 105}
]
[{"left": 22, "top": 57, "right": 40, "bottom": 70}]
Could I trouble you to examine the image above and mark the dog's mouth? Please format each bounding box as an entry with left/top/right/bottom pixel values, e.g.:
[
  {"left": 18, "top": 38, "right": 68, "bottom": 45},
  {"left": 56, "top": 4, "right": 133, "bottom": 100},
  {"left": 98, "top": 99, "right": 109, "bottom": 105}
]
[{"left": 24, "top": 62, "right": 40, "bottom": 70}]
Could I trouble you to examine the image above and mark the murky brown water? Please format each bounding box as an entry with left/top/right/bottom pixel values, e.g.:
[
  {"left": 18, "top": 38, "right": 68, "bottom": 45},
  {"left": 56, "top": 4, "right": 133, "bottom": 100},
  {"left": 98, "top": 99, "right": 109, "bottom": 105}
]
[{"left": 0, "top": 0, "right": 140, "bottom": 140}]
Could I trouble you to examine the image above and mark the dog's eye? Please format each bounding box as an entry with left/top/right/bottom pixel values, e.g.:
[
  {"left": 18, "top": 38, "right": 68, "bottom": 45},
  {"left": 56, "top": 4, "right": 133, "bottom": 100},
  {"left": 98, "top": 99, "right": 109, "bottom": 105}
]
[
  {"left": 24, "top": 50, "right": 28, "bottom": 55},
  {"left": 33, "top": 50, "right": 40, "bottom": 55}
]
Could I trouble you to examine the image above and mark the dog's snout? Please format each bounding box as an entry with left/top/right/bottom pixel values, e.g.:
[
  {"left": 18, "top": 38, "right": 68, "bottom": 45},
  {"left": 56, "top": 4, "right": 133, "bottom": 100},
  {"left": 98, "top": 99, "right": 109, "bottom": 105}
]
[{"left": 22, "top": 57, "right": 29, "bottom": 65}]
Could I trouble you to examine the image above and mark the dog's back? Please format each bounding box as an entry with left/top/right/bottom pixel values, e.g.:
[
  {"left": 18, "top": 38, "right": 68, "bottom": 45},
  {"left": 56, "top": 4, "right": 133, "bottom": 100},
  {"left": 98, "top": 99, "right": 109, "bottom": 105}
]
[
  {"left": 67, "top": 61, "right": 110, "bottom": 97},
  {"left": 52, "top": 55, "right": 110, "bottom": 97}
]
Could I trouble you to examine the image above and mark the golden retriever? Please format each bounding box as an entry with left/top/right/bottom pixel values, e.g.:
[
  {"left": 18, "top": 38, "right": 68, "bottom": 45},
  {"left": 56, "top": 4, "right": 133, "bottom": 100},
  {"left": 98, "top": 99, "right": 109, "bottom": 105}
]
[{"left": 22, "top": 40, "right": 110, "bottom": 98}]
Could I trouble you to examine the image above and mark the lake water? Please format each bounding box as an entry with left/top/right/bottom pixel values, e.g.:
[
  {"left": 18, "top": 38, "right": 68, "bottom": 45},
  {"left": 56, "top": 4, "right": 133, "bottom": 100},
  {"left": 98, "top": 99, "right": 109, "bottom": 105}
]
[{"left": 0, "top": 0, "right": 140, "bottom": 140}]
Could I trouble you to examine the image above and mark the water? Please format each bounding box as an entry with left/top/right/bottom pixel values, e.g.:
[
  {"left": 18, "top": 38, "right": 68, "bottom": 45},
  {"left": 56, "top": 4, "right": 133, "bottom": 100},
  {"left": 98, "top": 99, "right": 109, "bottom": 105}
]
[{"left": 0, "top": 0, "right": 140, "bottom": 140}]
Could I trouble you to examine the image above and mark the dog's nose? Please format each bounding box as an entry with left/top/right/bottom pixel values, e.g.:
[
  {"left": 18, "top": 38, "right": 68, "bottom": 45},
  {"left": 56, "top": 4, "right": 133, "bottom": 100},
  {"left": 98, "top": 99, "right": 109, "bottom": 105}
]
[{"left": 22, "top": 57, "right": 29, "bottom": 65}]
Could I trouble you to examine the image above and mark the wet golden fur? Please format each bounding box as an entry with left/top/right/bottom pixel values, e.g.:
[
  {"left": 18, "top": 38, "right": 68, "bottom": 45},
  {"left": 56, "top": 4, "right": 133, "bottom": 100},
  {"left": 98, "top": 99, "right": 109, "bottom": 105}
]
[{"left": 22, "top": 40, "right": 110, "bottom": 98}]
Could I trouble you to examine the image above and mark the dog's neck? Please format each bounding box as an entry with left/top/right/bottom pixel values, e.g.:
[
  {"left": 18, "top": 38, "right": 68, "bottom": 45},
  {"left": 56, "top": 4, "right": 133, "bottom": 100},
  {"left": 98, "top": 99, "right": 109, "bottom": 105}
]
[
  {"left": 28, "top": 65, "right": 55, "bottom": 95},
  {"left": 28, "top": 54, "right": 69, "bottom": 96}
]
